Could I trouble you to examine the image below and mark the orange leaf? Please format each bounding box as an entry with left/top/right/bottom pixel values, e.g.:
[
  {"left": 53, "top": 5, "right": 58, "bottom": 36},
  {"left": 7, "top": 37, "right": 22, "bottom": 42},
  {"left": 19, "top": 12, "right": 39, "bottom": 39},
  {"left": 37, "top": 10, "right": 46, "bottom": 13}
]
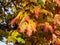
[
  {"left": 26, "top": 24, "right": 33, "bottom": 37},
  {"left": 26, "top": 29, "right": 32, "bottom": 37},
  {"left": 10, "top": 18, "right": 17, "bottom": 25},
  {"left": 25, "top": 16, "right": 30, "bottom": 22},
  {"left": 56, "top": 0, "right": 60, "bottom": 6},
  {"left": 48, "top": 26, "right": 54, "bottom": 33},
  {"left": 44, "top": 23, "right": 54, "bottom": 33},
  {"left": 19, "top": 17, "right": 26, "bottom": 25},
  {"left": 19, "top": 22, "right": 28, "bottom": 33},
  {"left": 39, "top": 22, "right": 54, "bottom": 33},
  {"left": 19, "top": 29, "right": 26, "bottom": 33},
  {"left": 10, "top": 11, "right": 23, "bottom": 25},
  {"left": 31, "top": 23, "right": 36, "bottom": 32},
  {"left": 44, "top": 26, "right": 48, "bottom": 32},
  {"left": 34, "top": 6, "right": 41, "bottom": 18}
]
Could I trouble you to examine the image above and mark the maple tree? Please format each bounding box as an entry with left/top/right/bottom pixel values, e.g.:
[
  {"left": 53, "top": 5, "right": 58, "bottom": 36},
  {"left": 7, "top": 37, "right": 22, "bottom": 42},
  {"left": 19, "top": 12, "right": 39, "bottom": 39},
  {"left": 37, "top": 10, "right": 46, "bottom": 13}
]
[{"left": 0, "top": 0, "right": 60, "bottom": 45}]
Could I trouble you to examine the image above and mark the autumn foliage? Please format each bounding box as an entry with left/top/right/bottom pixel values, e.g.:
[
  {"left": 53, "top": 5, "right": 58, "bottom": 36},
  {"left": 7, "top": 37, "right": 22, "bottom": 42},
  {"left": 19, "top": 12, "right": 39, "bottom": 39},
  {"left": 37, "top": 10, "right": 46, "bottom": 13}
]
[{"left": 1, "top": 0, "right": 60, "bottom": 45}]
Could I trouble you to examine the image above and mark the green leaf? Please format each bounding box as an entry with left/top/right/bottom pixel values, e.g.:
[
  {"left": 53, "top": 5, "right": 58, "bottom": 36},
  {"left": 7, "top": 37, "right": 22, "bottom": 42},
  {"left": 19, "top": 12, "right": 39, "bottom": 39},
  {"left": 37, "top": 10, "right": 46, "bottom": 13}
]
[
  {"left": 8, "top": 36, "right": 16, "bottom": 43},
  {"left": 12, "top": 31, "right": 19, "bottom": 37},
  {"left": 37, "top": 0, "right": 46, "bottom": 5},
  {"left": 16, "top": 38, "right": 25, "bottom": 44}
]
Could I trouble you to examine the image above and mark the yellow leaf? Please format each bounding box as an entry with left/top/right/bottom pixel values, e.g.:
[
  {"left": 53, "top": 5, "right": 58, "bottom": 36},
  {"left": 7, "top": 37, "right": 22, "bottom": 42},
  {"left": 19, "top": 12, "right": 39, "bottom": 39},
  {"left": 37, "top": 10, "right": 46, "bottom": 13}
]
[
  {"left": 8, "top": 36, "right": 16, "bottom": 43},
  {"left": 41, "top": 9, "right": 53, "bottom": 16},
  {"left": 42, "top": 9, "right": 49, "bottom": 13},
  {"left": 22, "top": 1, "right": 28, "bottom": 7},
  {"left": 11, "top": 31, "right": 19, "bottom": 37},
  {"left": 29, "top": 20, "right": 36, "bottom": 32},
  {"left": 20, "top": 22, "right": 28, "bottom": 30},
  {"left": 16, "top": 11, "right": 24, "bottom": 19}
]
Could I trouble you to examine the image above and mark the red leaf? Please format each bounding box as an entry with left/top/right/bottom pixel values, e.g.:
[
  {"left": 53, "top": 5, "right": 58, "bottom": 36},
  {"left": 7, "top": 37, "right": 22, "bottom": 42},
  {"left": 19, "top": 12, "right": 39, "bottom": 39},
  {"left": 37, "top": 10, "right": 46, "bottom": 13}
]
[
  {"left": 56, "top": 0, "right": 60, "bottom": 6},
  {"left": 44, "top": 26, "right": 48, "bottom": 32},
  {"left": 48, "top": 26, "right": 54, "bottom": 33},
  {"left": 10, "top": 18, "right": 17, "bottom": 25},
  {"left": 39, "top": 23, "right": 54, "bottom": 33},
  {"left": 26, "top": 30, "right": 32, "bottom": 37},
  {"left": 19, "top": 29, "right": 26, "bottom": 33}
]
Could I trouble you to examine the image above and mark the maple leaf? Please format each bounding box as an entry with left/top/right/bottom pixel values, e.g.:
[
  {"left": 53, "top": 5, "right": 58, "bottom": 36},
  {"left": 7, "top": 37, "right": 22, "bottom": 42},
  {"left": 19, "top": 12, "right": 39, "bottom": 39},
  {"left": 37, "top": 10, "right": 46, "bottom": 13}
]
[
  {"left": 10, "top": 11, "right": 23, "bottom": 25},
  {"left": 29, "top": 20, "right": 36, "bottom": 32},
  {"left": 19, "top": 22, "right": 28, "bottom": 33},
  {"left": 19, "top": 17, "right": 26, "bottom": 25},
  {"left": 10, "top": 18, "right": 17, "bottom": 26},
  {"left": 26, "top": 20, "right": 36, "bottom": 36},
  {"left": 19, "top": 21, "right": 33, "bottom": 37},
  {"left": 19, "top": 19, "right": 36, "bottom": 37},
  {"left": 22, "top": 1, "right": 29, "bottom": 7},
  {"left": 48, "top": 25, "right": 54, "bottom": 33},
  {"left": 19, "top": 29, "right": 26, "bottom": 33},
  {"left": 25, "top": 16, "right": 30, "bottom": 23},
  {"left": 38, "top": 22, "right": 54, "bottom": 33},
  {"left": 26, "top": 24, "right": 32, "bottom": 37},
  {"left": 26, "top": 30, "right": 32, "bottom": 37},
  {"left": 34, "top": 6, "right": 41, "bottom": 18},
  {"left": 44, "top": 25, "right": 48, "bottom": 32},
  {"left": 44, "top": 22, "right": 54, "bottom": 33},
  {"left": 19, "top": 12, "right": 30, "bottom": 25}
]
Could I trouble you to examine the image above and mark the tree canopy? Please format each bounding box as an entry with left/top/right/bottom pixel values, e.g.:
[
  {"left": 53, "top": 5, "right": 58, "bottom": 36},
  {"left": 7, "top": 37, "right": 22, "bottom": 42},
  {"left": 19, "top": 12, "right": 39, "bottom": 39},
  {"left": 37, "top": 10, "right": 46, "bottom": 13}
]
[{"left": 0, "top": 0, "right": 60, "bottom": 45}]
